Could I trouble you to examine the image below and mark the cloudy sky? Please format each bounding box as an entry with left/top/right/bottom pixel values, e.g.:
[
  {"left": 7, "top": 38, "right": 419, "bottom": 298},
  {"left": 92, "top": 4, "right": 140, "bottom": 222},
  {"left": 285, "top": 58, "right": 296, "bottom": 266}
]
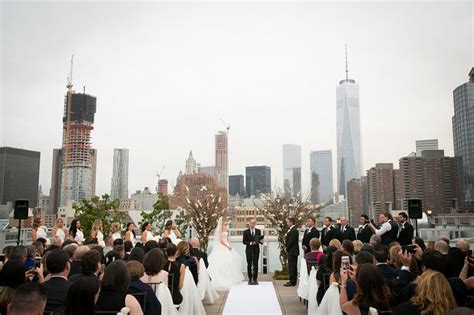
[{"left": 1, "top": 1, "right": 473, "bottom": 197}]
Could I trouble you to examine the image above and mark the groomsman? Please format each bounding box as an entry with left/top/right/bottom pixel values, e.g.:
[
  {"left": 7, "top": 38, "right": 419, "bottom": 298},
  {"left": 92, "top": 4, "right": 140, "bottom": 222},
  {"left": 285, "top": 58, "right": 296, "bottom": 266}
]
[
  {"left": 356, "top": 214, "right": 374, "bottom": 244},
  {"left": 321, "top": 217, "right": 338, "bottom": 249},
  {"left": 396, "top": 212, "right": 414, "bottom": 246},
  {"left": 302, "top": 217, "right": 320, "bottom": 254},
  {"left": 285, "top": 217, "right": 299, "bottom": 287},
  {"left": 338, "top": 216, "right": 356, "bottom": 241}
]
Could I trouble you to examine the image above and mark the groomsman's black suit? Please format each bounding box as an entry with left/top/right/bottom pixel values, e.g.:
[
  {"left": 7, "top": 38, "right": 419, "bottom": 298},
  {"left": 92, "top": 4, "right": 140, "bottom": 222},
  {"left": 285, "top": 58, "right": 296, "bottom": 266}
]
[
  {"left": 243, "top": 227, "right": 262, "bottom": 283},
  {"left": 190, "top": 246, "right": 209, "bottom": 268},
  {"left": 397, "top": 221, "right": 414, "bottom": 246},
  {"left": 321, "top": 225, "right": 338, "bottom": 248},
  {"left": 285, "top": 226, "right": 299, "bottom": 285},
  {"left": 357, "top": 223, "right": 374, "bottom": 244},
  {"left": 302, "top": 226, "right": 320, "bottom": 254},
  {"left": 338, "top": 224, "right": 356, "bottom": 242}
]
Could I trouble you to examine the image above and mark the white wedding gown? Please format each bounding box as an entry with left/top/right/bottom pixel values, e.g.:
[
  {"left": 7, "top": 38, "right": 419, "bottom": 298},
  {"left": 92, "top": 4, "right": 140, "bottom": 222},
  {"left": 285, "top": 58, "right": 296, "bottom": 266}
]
[{"left": 207, "top": 220, "right": 244, "bottom": 290}]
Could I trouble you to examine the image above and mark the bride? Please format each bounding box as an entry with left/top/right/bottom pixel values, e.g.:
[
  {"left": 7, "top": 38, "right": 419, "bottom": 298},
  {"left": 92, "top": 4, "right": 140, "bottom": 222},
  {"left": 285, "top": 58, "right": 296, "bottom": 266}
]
[{"left": 207, "top": 217, "right": 244, "bottom": 290}]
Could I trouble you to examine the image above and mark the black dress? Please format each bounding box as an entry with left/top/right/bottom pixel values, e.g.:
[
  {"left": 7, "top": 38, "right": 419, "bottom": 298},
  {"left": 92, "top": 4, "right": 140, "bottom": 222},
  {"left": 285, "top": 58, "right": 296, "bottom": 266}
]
[
  {"left": 176, "top": 254, "right": 198, "bottom": 284},
  {"left": 96, "top": 289, "right": 126, "bottom": 312},
  {"left": 164, "top": 260, "right": 183, "bottom": 305}
]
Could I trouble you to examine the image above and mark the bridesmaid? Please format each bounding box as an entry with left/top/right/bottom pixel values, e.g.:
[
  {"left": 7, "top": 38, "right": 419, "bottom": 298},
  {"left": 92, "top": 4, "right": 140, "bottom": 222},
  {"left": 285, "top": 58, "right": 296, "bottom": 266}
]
[
  {"left": 141, "top": 222, "right": 154, "bottom": 243},
  {"left": 51, "top": 218, "right": 66, "bottom": 245},
  {"left": 91, "top": 219, "right": 105, "bottom": 247},
  {"left": 32, "top": 217, "right": 47, "bottom": 242},
  {"left": 124, "top": 222, "right": 136, "bottom": 245},
  {"left": 69, "top": 219, "right": 84, "bottom": 243},
  {"left": 109, "top": 222, "right": 122, "bottom": 241},
  {"left": 162, "top": 220, "right": 182, "bottom": 243}
]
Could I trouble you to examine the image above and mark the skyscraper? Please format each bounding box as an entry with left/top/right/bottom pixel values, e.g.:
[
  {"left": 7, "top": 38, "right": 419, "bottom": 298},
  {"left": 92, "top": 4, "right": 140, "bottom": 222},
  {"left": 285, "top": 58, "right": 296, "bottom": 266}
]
[
  {"left": 416, "top": 139, "right": 439, "bottom": 156},
  {"left": 229, "top": 175, "right": 245, "bottom": 197},
  {"left": 310, "top": 150, "right": 334, "bottom": 204},
  {"left": 336, "top": 48, "right": 363, "bottom": 196},
  {"left": 452, "top": 68, "right": 474, "bottom": 210},
  {"left": 0, "top": 147, "right": 40, "bottom": 207},
  {"left": 215, "top": 131, "right": 228, "bottom": 189},
  {"left": 246, "top": 166, "right": 271, "bottom": 197},
  {"left": 58, "top": 63, "right": 97, "bottom": 206},
  {"left": 283, "top": 144, "right": 302, "bottom": 199},
  {"left": 367, "top": 163, "right": 396, "bottom": 218},
  {"left": 110, "top": 148, "right": 129, "bottom": 200},
  {"left": 49, "top": 148, "right": 63, "bottom": 213},
  {"left": 185, "top": 150, "right": 197, "bottom": 174}
]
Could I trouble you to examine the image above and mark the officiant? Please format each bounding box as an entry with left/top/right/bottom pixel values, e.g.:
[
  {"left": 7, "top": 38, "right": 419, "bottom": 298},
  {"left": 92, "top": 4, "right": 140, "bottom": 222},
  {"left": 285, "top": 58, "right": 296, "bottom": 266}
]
[{"left": 242, "top": 218, "right": 263, "bottom": 285}]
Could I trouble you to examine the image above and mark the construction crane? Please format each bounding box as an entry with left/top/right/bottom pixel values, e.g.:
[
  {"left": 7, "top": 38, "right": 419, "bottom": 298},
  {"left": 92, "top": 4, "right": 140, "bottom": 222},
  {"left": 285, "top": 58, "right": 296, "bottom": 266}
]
[
  {"left": 220, "top": 119, "right": 230, "bottom": 134},
  {"left": 63, "top": 55, "right": 74, "bottom": 206}
]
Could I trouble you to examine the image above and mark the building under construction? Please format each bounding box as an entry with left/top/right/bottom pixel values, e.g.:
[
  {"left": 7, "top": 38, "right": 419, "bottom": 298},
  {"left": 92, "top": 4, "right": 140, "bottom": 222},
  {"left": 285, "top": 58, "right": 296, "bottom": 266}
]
[{"left": 50, "top": 59, "right": 97, "bottom": 212}]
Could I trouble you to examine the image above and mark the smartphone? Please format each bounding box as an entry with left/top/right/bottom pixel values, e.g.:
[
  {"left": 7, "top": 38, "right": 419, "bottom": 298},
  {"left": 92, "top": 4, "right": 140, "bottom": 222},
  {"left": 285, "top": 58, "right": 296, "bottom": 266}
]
[
  {"left": 24, "top": 258, "right": 35, "bottom": 269},
  {"left": 342, "top": 256, "right": 350, "bottom": 270},
  {"left": 466, "top": 250, "right": 473, "bottom": 258},
  {"left": 35, "top": 257, "right": 42, "bottom": 268},
  {"left": 402, "top": 245, "right": 417, "bottom": 254}
]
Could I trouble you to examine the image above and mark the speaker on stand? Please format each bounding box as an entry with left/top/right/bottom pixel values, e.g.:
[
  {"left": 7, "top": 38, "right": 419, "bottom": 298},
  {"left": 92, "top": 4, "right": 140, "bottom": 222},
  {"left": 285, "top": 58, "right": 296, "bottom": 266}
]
[{"left": 407, "top": 198, "right": 422, "bottom": 237}]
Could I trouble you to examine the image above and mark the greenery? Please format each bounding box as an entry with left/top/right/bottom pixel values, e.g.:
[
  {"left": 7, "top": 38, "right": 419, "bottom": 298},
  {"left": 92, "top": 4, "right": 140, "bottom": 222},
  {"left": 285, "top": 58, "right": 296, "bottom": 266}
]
[
  {"left": 273, "top": 269, "right": 289, "bottom": 280},
  {"left": 73, "top": 194, "right": 127, "bottom": 236},
  {"left": 140, "top": 192, "right": 188, "bottom": 237}
]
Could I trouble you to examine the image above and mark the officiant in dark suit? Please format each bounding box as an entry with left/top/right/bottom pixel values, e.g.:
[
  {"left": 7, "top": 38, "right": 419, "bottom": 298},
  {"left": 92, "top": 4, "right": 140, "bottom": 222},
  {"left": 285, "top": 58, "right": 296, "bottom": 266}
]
[
  {"left": 338, "top": 216, "right": 356, "bottom": 241},
  {"left": 285, "top": 217, "right": 299, "bottom": 287},
  {"left": 243, "top": 218, "right": 263, "bottom": 285},
  {"left": 302, "top": 217, "right": 320, "bottom": 254}
]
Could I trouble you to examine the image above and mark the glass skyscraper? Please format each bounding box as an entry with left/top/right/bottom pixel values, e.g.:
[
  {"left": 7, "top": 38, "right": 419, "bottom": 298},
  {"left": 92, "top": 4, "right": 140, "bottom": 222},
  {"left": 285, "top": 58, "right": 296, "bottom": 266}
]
[
  {"left": 336, "top": 53, "right": 363, "bottom": 196},
  {"left": 452, "top": 68, "right": 474, "bottom": 210},
  {"left": 283, "top": 144, "right": 302, "bottom": 199},
  {"left": 310, "top": 150, "right": 334, "bottom": 204}
]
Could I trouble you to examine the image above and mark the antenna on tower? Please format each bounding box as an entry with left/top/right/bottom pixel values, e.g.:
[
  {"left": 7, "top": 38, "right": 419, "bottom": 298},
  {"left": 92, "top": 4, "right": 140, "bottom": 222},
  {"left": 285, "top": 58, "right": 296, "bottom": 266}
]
[
  {"left": 345, "top": 44, "right": 348, "bottom": 81},
  {"left": 67, "top": 55, "right": 74, "bottom": 90}
]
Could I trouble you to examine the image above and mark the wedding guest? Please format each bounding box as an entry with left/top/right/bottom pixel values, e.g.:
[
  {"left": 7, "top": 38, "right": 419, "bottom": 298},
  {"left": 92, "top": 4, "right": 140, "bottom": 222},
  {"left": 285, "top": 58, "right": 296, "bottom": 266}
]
[
  {"left": 368, "top": 212, "right": 399, "bottom": 246},
  {"left": 90, "top": 219, "right": 105, "bottom": 247},
  {"left": 338, "top": 216, "right": 356, "bottom": 242},
  {"left": 96, "top": 261, "right": 143, "bottom": 315},
  {"left": 141, "top": 222, "right": 154, "bottom": 243},
  {"left": 141, "top": 248, "right": 168, "bottom": 286},
  {"left": 329, "top": 239, "right": 343, "bottom": 251},
  {"left": 176, "top": 241, "right": 198, "bottom": 284},
  {"left": 128, "top": 247, "right": 145, "bottom": 264},
  {"left": 304, "top": 238, "right": 324, "bottom": 264},
  {"left": 110, "top": 222, "right": 122, "bottom": 241},
  {"left": 302, "top": 217, "right": 320, "bottom": 254},
  {"left": 162, "top": 220, "right": 182, "bottom": 243},
  {"left": 190, "top": 238, "right": 208, "bottom": 268},
  {"left": 284, "top": 217, "right": 299, "bottom": 287},
  {"left": 7, "top": 282, "right": 47, "bottom": 315},
  {"left": 61, "top": 276, "right": 100, "bottom": 315},
  {"left": 69, "top": 219, "right": 84, "bottom": 244},
  {"left": 42, "top": 249, "right": 71, "bottom": 312},
  {"left": 164, "top": 244, "right": 184, "bottom": 305},
  {"left": 356, "top": 214, "right": 373, "bottom": 244},
  {"left": 125, "top": 222, "right": 137, "bottom": 245},
  {"left": 127, "top": 260, "right": 162, "bottom": 315},
  {"left": 321, "top": 217, "right": 338, "bottom": 249},
  {"left": 69, "top": 250, "right": 101, "bottom": 284}
]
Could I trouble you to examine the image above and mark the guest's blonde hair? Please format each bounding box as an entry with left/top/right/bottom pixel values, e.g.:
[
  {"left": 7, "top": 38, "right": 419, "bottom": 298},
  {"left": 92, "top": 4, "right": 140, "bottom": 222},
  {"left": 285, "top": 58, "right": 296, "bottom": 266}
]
[
  {"left": 329, "top": 239, "right": 342, "bottom": 251},
  {"left": 410, "top": 270, "right": 456, "bottom": 315},
  {"left": 389, "top": 244, "right": 401, "bottom": 267},
  {"left": 110, "top": 222, "right": 121, "bottom": 234},
  {"left": 352, "top": 240, "right": 363, "bottom": 254}
]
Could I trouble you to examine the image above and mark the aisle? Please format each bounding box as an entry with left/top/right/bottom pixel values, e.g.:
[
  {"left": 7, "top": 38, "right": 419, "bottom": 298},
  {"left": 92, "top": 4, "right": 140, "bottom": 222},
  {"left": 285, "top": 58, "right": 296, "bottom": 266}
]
[{"left": 222, "top": 282, "right": 282, "bottom": 315}]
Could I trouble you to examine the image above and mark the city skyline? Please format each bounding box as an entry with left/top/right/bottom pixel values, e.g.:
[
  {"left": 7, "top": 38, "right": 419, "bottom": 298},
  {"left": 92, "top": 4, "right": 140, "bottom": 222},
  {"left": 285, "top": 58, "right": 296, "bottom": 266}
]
[{"left": 2, "top": 2, "right": 472, "bottom": 197}]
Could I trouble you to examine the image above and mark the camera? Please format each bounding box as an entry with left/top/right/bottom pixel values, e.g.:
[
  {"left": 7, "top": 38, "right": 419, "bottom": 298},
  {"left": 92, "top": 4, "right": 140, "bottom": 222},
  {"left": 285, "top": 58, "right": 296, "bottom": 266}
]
[{"left": 402, "top": 245, "right": 416, "bottom": 254}]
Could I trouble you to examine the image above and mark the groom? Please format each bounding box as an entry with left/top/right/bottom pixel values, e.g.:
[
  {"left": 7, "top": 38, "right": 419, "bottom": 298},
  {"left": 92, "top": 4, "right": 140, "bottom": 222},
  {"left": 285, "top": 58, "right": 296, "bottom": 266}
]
[{"left": 242, "top": 219, "right": 263, "bottom": 285}]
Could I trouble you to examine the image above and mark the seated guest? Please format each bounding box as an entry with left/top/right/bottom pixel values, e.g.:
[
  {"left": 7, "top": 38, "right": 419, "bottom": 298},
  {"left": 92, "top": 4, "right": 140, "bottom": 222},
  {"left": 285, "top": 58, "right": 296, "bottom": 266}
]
[
  {"left": 374, "top": 246, "right": 399, "bottom": 280},
  {"left": 360, "top": 243, "right": 375, "bottom": 255},
  {"left": 42, "top": 249, "right": 71, "bottom": 312},
  {"left": 369, "top": 234, "right": 382, "bottom": 247},
  {"left": 164, "top": 244, "right": 185, "bottom": 305},
  {"left": 342, "top": 240, "right": 355, "bottom": 256},
  {"left": 69, "top": 250, "right": 101, "bottom": 284},
  {"left": 96, "top": 261, "right": 143, "bottom": 315},
  {"left": 127, "top": 260, "right": 162, "bottom": 315},
  {"left": 62, "top": 243, "right": 78, "bottom": 260},
  {"left": 340, "top": 263, "right": 393, "bottom": 314},
  {"left": 0, "top": 260, "right": 27, "bottom": 314},
  {"left": 144, "top": 240, "right": 159, "bottom": 254},
  {"left": 7, "top": 282, "right": 47, "bottom": 315},
  {"left": 69, "top": 245, "right": 90, "bottom": 278},
  {"left": 190, "top": 238, "right": 209, "bottom": 268},
  {"left": 329, "top": 250, "right": 352, "bottom": 284},
  {"left": 124, "top": 241, "right": 133, "bottom": 260},
  {"left": 103, "top": 237, "right": 114, "bottom": 256},
  {"left": 304, "top": 238, "right": 324, "bottom": 266},
  {"left": 141, "top": 248, "right": 168, "bottom": 285},
  {"left": 456, "top": 239, "right": 470, "bottom": 253},
  {"left": 414, "top": 237, "right": 426, "bottom": 252},
  {"left": 389, "top": 244, "right": 402, "bottom": 268},
  {"left": 113, "top": 238, "right": 124, "bottom": 247},
  {"left": 158, "top": 239, "right": 169, "bottom": 253},
  {"left": 114, "top": 245, "right": 126, "bottom": 260},
  {"left": 176, "top": 241, "right": 198, "bottom": 284},
  {"left": 345, "top": 251, "right": 377, "bottom": 301},
  {"left": 9, "top": 246, "right": 27, "bottom": 263},
  {"left": 352, "top": 240, "right": 363, "bottom": 255},
  {"left": 129, "top": 247, "right": 145, "bottom": 264},
  {"left": 329, "top": 239, "right": 343, "bottom": 251},
  {"left": 60, "top": 276, "right": 101, "bottom": 315},
  {"left": 393, "top": 270, "right": 456, "bottom": 315},
  {"left": 105, "top": 250, "right": 123, "bottom": 266},
  {"left": 316, "top": 246, "right": 336, "bottom": 305}
]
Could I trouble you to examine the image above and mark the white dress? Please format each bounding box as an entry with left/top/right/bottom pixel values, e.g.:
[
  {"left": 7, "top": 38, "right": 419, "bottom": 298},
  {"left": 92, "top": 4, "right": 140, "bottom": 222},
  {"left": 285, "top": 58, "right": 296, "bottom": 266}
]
[
  {"left": 75, "top": 229, "right": 84, "bottom": 243},
  {"left": 111, "top": 232, "right": 121, "bottom": 241},
  {"left": 55, "top": 229, "right": 66, "bottom": 243},
  {"left": 97, "top": 230, "right": 105, "bottom": 247},
  {"left": 144, "top": 231, "right": 155, "bottom": 242},
  {"left": 37, "top": 226, "right": 48, "bottom": 239},
  {"left": 167, "top": 230, "right": 182, "bottom": 244},
  {"left": 207, "top": 229, "right": 244, "bottom": 290}
]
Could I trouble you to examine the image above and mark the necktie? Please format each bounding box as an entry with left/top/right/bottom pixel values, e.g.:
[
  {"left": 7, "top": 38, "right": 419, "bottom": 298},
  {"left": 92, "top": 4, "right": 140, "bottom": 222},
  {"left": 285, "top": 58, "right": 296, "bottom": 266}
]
[{"left": 252, "top": 229, "right": 254, "bottom": 237}]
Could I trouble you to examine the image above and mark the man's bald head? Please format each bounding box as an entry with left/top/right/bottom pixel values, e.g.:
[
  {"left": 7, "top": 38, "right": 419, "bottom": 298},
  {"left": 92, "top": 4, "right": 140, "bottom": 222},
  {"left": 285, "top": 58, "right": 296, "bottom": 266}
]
[
  {"left": 249, "top": 219, "right": 256, "bottom": 229},
  {"left": 190, "top": 238, "right": 200, "bottom": 248},
  {"left": 73, "top": 245, "right": 90, "bottom": 260}
]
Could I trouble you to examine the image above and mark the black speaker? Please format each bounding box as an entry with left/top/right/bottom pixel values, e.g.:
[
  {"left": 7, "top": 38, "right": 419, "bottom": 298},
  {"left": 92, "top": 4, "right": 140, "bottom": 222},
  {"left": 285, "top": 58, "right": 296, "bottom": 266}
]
[
  {"left": 14, "top": 200, "right": 29, "bottom": 220},
  {"left": 407, "top": 199, "right": 422, "bottom": 219}
]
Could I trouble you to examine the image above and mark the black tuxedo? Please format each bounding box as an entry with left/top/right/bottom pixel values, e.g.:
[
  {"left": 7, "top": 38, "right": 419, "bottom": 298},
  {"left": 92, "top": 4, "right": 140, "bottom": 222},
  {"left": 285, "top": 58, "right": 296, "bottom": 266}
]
[
  {"left": 321, "top": 225, "right": 337, "bottom": 247},
  {"left": 190, "top": 247, "right": 209, "bottom": 268},
  {"left": 338, "top": 224, "right": 356, "bottom": 242},
  {"left": 302, "top": 227, "right": 320, "bottom": 254},
  {"left": 243, "top": 228, "right": 262, "bottom": 281},
  {"left": 42, "top": 276, "right": 71, "bottom": 312},
  {"left": 397, "top": 222, "right": 414, "bottom": 246},
  {"left": 357, "top": 224, "right": 374, "bottom": 244},
  {"left": 285, "top": 226, "right": 299, "bottom": 284}
]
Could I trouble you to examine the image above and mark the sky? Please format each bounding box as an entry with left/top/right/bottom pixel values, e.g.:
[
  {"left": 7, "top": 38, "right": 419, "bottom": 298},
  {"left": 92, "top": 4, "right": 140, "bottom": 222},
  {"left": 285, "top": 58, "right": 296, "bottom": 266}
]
[{"left": 1, "top": 1, "right": 473, "bottom": 198}]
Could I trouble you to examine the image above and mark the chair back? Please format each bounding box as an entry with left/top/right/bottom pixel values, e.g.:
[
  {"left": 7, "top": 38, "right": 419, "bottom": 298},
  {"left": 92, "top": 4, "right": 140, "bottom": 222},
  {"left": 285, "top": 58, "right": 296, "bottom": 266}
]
[
  {"left": 168, "top": 272, "right": 175, "bottom": 297},
  {"left": 305, "top": 257, "right": 319, "bottom": 273},
  {"left": 146, "top": 281, "right": 162, "bottom": 294},
  {"left": 129, "top": 292, "right": 147, "bottom": 311}
]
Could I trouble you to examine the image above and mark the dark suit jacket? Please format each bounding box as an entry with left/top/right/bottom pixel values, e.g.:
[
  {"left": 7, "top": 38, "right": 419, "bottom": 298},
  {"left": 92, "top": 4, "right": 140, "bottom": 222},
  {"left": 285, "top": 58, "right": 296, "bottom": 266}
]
[
  {"left": 377, "top": 263, "right": 399, "bottom": 280},
  {"left": 190, "top": 247, "right": 209, "bottom": 268},
  {"left": 129, "top": 278, "right": 162, "bottom": 315},
  {"left": 42, "top": 276, "right": 71, "bottom": 312},
  {"left": 397, "top": 222, "right": 414, "bottom": 246},
  {"left": 68, "top": 260, "right": 81, "bottom": 278},
  {"left": 337, "top": 225, "right": 356, "bottom": 242},
  {"left": 356, "top": 224, "right": 374, "bottom": 244},
  {"left": 321, "top": 225, "right": 337, "bottom": 247},
  {"left": 285, "top": 227, "right": 299, "bottom": 256},
  {"left": 243, "top": 228, "right": 262, "bottom": 254},
  {"left": 302, "top": 227, "right": 320, "bottom": 253}
]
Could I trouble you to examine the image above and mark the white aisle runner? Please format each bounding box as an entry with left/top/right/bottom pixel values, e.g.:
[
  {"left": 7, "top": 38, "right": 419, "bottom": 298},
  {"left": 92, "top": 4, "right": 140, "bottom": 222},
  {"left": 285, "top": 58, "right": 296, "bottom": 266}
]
[{"left": 222, "top": 282, "right": 282, "bottom": 315}]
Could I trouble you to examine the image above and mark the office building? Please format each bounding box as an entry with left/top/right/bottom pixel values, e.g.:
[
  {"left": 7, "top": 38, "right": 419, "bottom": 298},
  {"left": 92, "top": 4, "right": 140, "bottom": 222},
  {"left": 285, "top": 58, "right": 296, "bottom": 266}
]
[
  {"left": 110, "top": 148, "right": 129, "bottom": 200},
  {"left": 215, "top": 131, "right": 228, "bottom": 189},
  {"left": 245, "top": 166, "right": 271, "bottom": 197},
  {"left": 310, "top": 150, "right": 334, "bottom": 204},
  {"left": 283, "top": 144, "right": 302, "bottom": 198},
  {"left": 416, "top": 139, "right": 439, "bottom": 156},
  {"left": 229, "top": 175, "right": 245, "bottom": 197}
]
